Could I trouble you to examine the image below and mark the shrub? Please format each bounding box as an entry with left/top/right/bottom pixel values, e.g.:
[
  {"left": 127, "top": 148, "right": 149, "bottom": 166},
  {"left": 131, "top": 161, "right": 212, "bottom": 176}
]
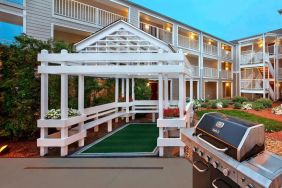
[
  {"left": 45, "top": 108, "right": 80, "bottom": 119},
  {"left": 209, "top": 100, "right": 217, "bottom": 109},
  {"left": 241, "top": 102, "right": 252, "bottom": 110},
  {"left": 232, "top": 96, "right": 248, "bottom": 104},
  {"left": 220, "top": 99, "right": 229, "bottom": 108},
  {"left": 255, "top": 98, "right": 273, "bottom": 108},
  {"left": 253, "top": 102, "right": 265, "bottom": 111},
  {"left": 272, "top": 105, "right": 282, "bottom": 115},
  {"left": 233, "top": 102, "right": 242, "bottom": 109},
  {"left": 201, "top": 103, "right": 209, "bottom": 108}
]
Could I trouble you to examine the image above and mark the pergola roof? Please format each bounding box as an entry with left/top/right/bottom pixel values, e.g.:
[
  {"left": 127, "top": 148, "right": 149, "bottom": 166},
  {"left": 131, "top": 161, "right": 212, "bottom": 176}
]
[{"left": 38, "top": 20, "right": 192, "bottom": 78}]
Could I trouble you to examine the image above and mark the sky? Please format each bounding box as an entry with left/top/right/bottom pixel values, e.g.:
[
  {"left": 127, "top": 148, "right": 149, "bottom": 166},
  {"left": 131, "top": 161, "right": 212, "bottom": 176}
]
[{"left": 130, "top": 0, "right": 282, "bottom": 41}]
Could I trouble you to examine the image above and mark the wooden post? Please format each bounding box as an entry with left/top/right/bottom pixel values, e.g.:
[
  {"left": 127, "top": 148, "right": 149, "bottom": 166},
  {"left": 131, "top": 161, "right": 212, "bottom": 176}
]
[
  {"left": 164, "top": 75, "right": 169, "bottom": 108},
  {"left": 126, "top": 78, "right": 130, "bottom": 123},
  {"left": 190, "top": 79, "right": 193, "bottom": 100},
  {"left": 40, "top": 50, "right": 49, "bottom": 156},
  {"left": 60, "top": 49, "right": 68, "bottom": 157},
  {"left": 132, "top": 78, "right": 135, "bottom": 120},
  {"left": 158, "top": 74, "right": 164, "bottom": 157},
  {"left": 121, "top": 78, "right": 125, "bottom": 98},
  {"left": 78, "top": 75, "right": 84, "bottom": 147},
  {"left": 115, "top": 78, "right": 119, "bottom": 123},
  {"left": 107, "top": 120, "right": 112, "bottom": 132},
  {"left": 179, "top": 73, "right": 184, "bottom": 119}
]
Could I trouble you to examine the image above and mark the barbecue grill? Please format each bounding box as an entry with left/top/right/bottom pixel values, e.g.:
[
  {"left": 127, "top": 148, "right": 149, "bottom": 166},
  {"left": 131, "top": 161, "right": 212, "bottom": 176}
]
[{"left": 181, "top": 112, "right": 282, "bottom": 188}]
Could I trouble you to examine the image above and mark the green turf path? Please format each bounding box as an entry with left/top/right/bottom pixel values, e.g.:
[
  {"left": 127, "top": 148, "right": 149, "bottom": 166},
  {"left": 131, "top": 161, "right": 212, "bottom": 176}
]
[
  {"left": 197, "top": 110, "right": 282, "bottom": 132},
  {"left": 82, "top": 123, "right": 158, "bottom": 153}
]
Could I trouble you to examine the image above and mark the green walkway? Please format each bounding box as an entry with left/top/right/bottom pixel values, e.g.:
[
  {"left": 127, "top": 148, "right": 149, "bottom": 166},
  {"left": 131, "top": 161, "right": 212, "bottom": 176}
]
[{"left": 82, "top": 123, "right": 158, "bottom": 153}]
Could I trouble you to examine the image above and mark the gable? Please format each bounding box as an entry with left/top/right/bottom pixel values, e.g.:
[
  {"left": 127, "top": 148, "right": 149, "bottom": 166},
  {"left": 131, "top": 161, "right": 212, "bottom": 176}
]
[{"left": 75, "top": 20, "right": 172, "bottom": 53}]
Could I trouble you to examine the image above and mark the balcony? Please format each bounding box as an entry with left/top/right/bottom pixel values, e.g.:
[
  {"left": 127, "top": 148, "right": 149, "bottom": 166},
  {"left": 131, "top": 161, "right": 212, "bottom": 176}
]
[
  {"left": 203, "top": 67, "right": 218, "bottom": 78},
  {"left": 54, "top": 0, "right": 127, "bottom": 27},
  {"left": 279, "top": 68, "right": 282, "bottom": 79},
  {"left": 178, "top": 33, "right": 199, "bottom": 51},
  {"left": 221, "top": 70, "right": 232, "bottom": 79},
  {"left": 203, "top": 43, "right": 218, "bottom": 56},
  {"left": 221, "top": 44, "right": 232, "bottom": 60},
  {"left": 240, "top": 51, "right": 268, "bottom": 65},
  {"left": 241, "top": 79, "right": 263, "bottom": 90},
  {"left": 191, "top": 66, "right": 199, "bottom": 77},
  {"left": 139, "top": 22, "right": 172, "bottom": 44}
]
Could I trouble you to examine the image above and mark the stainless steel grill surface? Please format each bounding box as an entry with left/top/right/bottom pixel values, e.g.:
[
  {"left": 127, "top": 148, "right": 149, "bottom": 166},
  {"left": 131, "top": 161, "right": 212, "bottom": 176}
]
[{"left": 181, "top": 112, "right": 282, "bottom": 188}]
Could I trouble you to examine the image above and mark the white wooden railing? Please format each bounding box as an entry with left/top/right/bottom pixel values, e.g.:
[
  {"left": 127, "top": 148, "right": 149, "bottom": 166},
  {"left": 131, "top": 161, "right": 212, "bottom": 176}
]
[
  {"left": 240, "top": 51, "right": 268, "bottom": 65},
  {"left": 54, "top": 0, "right": 127, "bottom": 27},
  {"left": 178, "top": 34, "right": 199, "bottom": 51},
  {"left": 203, "top": 43, "right": 218, "bottom": 56},
  {"left": 140, "top": 22, "right": 172, "bottom": 44},
  {"left": 191, "top": 66, "right": 199, "bottom": 77},
  {"left": 203, "top": 67, "right": 218, "bottom": 78},
  {"left": 221, "top": 70, "right": 232, "bottom": 79},
  {"left": 279, "top": 68, "right": 282, "bottom": 79},
  {"left": 240, "top": 79, "right": 263, "bottom": 90},
  {"left": 221, "top": 49, "right": 232, "bottom": 59}
]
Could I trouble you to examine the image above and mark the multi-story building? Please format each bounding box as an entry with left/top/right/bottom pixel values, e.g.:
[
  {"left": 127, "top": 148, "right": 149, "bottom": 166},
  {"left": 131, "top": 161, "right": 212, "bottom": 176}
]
[
  {"left": 233, "top": 30, "right": 282, "bottom": 100},
  {"left": 2, "top": 0, "right": 281, "bottom": 101},
  {"left": 0, "top": 0, "right": 25, "bottom": 43}
]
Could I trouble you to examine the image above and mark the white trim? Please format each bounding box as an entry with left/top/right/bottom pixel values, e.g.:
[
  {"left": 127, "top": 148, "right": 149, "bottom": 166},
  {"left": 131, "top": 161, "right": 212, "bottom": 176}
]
[
  {"left": 22, "top": 10, "right": 26, "bottom": 33},
  {"left": 138, "top": 10, "right": 173, "bottom": 26},
  {"left": 0, "top": 7, "right": 23, "bottom": 17}
]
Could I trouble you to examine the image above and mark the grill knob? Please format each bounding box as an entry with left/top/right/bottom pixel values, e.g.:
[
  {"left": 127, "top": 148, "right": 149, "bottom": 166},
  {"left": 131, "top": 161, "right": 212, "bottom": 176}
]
[
  {"left": 198, "top": 151, "right": 203, "bottom": 157},
  {"left": 212, "top": 161, "right": 219, "bottom": 169},
  {"left": 192, "top": 147, "right": 197, "bottom": 152},
  {"left": 205, "top": 155, "right": 211, "bottom": 163},
  {"left": 245, "top": 184, "right": 254, "bottom": 188},
  {"left": 223, "top": 168, "right": 229, "bottom": 176}
]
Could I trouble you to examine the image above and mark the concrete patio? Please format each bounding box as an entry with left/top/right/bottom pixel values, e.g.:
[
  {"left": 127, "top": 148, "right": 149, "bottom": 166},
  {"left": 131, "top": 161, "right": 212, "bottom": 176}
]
[{"left": 0, "top": 158, "right": 192, "bottom": 188}]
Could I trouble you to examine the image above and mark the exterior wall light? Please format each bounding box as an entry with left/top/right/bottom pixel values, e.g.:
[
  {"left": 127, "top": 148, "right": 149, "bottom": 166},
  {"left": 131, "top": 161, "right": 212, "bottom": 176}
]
[{"left": 145, "top": 24, "right": 150, "bottom": 31}]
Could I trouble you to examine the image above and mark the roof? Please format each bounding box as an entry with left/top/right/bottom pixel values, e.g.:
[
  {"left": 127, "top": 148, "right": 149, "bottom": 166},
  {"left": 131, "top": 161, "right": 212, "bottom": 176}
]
[{"left": 231, "top": 28, "right": 282, "bottom": 44}]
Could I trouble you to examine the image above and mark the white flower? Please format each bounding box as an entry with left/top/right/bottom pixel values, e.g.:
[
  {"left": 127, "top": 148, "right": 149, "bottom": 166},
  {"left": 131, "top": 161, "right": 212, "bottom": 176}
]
[{"left": 216, "top": 102, "right": 223, "bottom": 109}]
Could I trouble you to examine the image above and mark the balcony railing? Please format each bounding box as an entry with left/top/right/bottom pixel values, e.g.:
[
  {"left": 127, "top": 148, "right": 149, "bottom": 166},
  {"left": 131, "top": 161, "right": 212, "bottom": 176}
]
[
  {"left": 203, "top": 67, "right": 218, "bottom": 78},
  {"left": 191, "top": 66, "right": 199, "bottom": 77},
  {"left": 221, "top": 49, "right": 232, "bottom": 59},
  {"left": 279, "top": 68, "right": 282, "bottom": 79},
  {"left": 140, "top": 22, "right": 172, "bottom": 44},
  {"left": 221, "top": 70, "right": 232, "bottom": 79},
  {"left": 178, "top": 34, "right": 199, "bottom": 51},
  {"left": 203, "top": 43, "right": 218, "bottom": 56},
  {"left": 241, "top": 79, "right": 263, "bottom": 90},
  {"left": 54, "top": 0, "right": 127, "bottom": 27},
  {"left": 240, "top": 51, "right": 268, "bottom": 65}
]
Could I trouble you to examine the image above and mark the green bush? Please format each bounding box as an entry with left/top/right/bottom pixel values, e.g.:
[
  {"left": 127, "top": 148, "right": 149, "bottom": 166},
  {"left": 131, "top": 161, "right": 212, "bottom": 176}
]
[
  {"left": 208, "top": 100, "right": 217, "bottom": 109},
  {"left": 253, "top": 102, "right": 265, "bottom": 111},
  {"left": 255, "top": 98, "right": 273, "bottom": 108},
  {"left": 233, "top": 102, "right": 242, "bottom": 109},
  {"left": 220, "top": 99, "right": 229, "bottom": 108},
  {"left": 201, "top": 103, "right": 209, "bottom": 108},
  {"left": 232, "top": 96, "right": 248, "bottom": 104}
]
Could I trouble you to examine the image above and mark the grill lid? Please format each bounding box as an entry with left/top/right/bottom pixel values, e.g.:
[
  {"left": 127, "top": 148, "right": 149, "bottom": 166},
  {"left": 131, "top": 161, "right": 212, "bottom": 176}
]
[{"left": 196, "top": 113, "right": 258, "bottom": 148}]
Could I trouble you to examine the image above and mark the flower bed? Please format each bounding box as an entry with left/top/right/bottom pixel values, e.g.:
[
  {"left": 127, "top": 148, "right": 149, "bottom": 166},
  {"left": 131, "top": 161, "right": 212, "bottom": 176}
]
[
  {"left": 272, "top": 105, "right": 282, "bottom": 115},
  {"left": 163, "top": 108, "right": 186, "bottom": 118}
]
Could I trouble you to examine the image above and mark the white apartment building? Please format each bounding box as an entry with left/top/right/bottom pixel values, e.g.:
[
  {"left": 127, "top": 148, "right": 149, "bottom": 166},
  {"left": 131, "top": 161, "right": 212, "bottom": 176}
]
[
  {"left": 233, "top": 30, "right": 282, "bottom": 100},
  {"left": 1, "top": 0, "right": 281, "bottom": 101}
]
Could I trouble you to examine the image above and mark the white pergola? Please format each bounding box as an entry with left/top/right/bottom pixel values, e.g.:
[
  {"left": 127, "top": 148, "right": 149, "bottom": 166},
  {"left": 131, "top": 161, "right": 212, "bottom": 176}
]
[{"left": 37, "top": 20, "right": 194, "bottom": 157}]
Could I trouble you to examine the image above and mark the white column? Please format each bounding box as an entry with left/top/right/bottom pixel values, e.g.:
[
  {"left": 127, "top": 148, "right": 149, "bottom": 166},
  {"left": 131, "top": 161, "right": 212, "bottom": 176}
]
[
  {"left": 158, "top": 74, "right": 164, "bottom": 157},
  {"left": 60, "top": 49, "right": 68, "bottom": 157},
  {"left": 179, "top": 74, "right": 185, "bottom": 118},
  {"left": 115, "top": 78, "right": 119, "bottom": 123},
  {"left": 170, "top": 80, "right": 173, "bottom": 101},
  {"left": 190, "top": 79, "right": 194, "bottom": 100},
  {"left": 262, "top": 34, "right": 266, "bottom": 98},
  {"left": 132, "top": 78, "right": 135, "bottom": 120},
  {"left": 40, "top": 50, "right": 49, "bottom": 156},
  {"left": 121, "top": 78, "right": 125, "bottom": 98},
  {"left": 164, "top": 75, "right": 169, "bottom": 108},
  {"left": 78, "top": 75, "right": 85, "bottom": 147},
  {"left": 126, "top": 78, "right": 130, "bottom": 123}
]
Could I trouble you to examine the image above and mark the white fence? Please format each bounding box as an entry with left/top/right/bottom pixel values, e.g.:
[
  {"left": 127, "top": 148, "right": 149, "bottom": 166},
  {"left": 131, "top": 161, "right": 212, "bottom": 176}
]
[
  {"left": 221, "top": 70, "right": 232, "bottom": 79},
  {"left": 54, "top": 0, "right": 127, "bottom": 27},
  {"left": 178, "top": 34, "right": 199, "bottom": 51},
  {"left": 203, "top": 67, "right": 218, "bottom": 78},
  {"left": 240, "top": 51, "right": 268, "bottom": 65},
  {"left": 240, "top": 79, "right": 263, "bottom": 90},
  {"left": 203, "top": 43, "right": 218, "bottom": 56},
  {"left": 140, "top": 22, "right": 172, "bottom": 44},
  {"left": 221, "top": 49, "right": 232, "bottom": 59}
]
